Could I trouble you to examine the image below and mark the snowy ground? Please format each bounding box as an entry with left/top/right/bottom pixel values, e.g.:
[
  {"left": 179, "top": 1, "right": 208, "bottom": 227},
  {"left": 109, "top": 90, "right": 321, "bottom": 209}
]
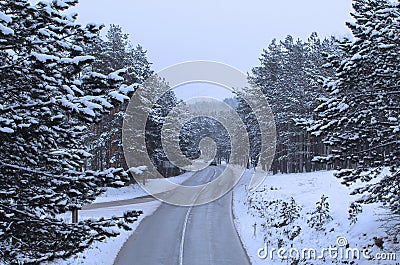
[
  {"left": 232, "top": 168, "right": 399, "bottom": 265},
  {"left": 47, "top": 171, "right": 195, "bottom": 265},
  {"left": 93, "top": 171, "right": 196, "bottom": 203},
  {"left": 47, "top": 201, "right": 160, "bottom": 265}
]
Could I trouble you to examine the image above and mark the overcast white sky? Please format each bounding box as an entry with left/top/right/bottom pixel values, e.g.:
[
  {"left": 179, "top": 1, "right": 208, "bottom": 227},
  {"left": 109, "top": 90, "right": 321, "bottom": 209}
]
[{"left": 67, "top": 0, "right": 354, "bottom": 99}]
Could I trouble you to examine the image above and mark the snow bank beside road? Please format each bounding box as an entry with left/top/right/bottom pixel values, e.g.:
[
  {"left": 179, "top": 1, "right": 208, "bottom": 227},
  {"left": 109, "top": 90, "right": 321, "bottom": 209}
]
[
  {"left": 94, "top": 171, "right": 196, "bottom": 203},
  {"left": 48, "top": 201, "right": 160, "bottom": 265},
  {"left": 232, "top": 169, "right": 398, "bottom": 265}
]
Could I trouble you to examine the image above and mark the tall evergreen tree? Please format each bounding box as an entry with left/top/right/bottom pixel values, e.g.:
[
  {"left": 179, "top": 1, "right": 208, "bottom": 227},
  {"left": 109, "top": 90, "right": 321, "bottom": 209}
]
[
  {"left": 307, "top": 0, "right": 400, "bottom": 217},
  {"left": 83, "top": 25, "right": 154, "bottom": 171},
  {"left": 0, "top": 1, "right": 141, "bottom": 263}
]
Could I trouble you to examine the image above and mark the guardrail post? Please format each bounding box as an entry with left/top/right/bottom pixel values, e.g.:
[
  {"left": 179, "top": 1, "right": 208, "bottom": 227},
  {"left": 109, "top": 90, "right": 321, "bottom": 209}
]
[{"left": 72, "top": 209, "right": 78, "bottom": 223}]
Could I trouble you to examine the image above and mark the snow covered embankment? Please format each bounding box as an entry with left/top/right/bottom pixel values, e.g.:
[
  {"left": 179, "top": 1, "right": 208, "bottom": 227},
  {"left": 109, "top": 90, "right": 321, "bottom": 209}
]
[{"left": 232, "top": 169, "right": 399, "bottom": 265}]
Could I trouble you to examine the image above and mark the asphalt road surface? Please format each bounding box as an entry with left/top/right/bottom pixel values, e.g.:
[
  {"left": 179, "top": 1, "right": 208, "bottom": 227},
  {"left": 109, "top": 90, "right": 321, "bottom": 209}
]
[{"left": 114, "top": 166, "right": 250, "bottom": 265}]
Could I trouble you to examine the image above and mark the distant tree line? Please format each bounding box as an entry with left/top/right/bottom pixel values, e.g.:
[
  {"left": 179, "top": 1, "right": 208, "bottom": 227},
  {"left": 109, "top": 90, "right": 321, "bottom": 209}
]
[{"left": 238, "top": 32, "right": 339, "bottom": 174}]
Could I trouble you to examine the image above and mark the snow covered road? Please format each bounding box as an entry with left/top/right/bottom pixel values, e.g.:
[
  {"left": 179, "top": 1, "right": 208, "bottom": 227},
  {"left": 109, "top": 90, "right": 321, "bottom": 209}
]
[{"left": 114, "top": 166, "right": 250, "bottom": 265}]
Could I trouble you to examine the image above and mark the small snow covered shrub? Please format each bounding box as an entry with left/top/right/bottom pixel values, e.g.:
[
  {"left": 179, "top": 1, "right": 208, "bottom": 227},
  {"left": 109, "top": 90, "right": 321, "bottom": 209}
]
[
  {"left": 307, "top": 195, "right": 333, "bottom": 231},
  {"left": 348, "top": 202, "right": 363, "bottom": 225},
  {"left": 278, "top": 197, "right": 302, "bottom": 226}
]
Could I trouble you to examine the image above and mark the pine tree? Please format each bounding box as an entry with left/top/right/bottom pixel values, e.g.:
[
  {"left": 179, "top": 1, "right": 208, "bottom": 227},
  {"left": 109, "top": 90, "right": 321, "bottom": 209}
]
[
  {"left": 129, "top": 44, "right": 153, "bottom": 84},
  {"left": 0, "top": 1, "right": 141, "bottom": 263},
  {"left": 235, "top": 95, "right": 261, "bottom": 168},
  {"left": 348, "top": 202, "right": 363, "bottom": 225},
  {"left": 105, "top": 24, "right": 129, "bottom": 72},
  {"left": 145, "top": 85, "right": 184, "bottom": 174},
  {"left": 307, "top": 195, "right": 333, "bottom": 231},
  {"left": 307, "top": 0, "right": 400, "bottom": 217},
  {"left": 179, "top": 116, "right": 203, "bottom": 161},
  {"left": 83, "top": 25, "right": 154, "bottom": 171},
  {"left": 123, "top": 74, "right": 187, "bottom": 180},
  {"left": 277, "top": 197, "right": 301, "bottom": 227}
]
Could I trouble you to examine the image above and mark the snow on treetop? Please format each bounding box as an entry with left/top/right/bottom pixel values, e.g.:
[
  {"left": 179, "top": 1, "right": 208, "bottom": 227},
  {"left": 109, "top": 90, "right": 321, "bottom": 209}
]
[
  {"left": 0, "top": 24, "right": 14, "bottom": 36},
  {"left": 83, "top": 96, "right": 113, "bottom": 109},
  {"left": 108, "top": 69, "right": 127, "bottom": 82},
  {"left": 51, "top": 0, "right": 72, "bottom": 9},
  {"left": 0, "top": 127, "right": 14, "bottom": 134},
  {"left": 0, "top": 11, "right": 12, "bottom": 23},
  {"left": 31, "top": 52, "right": 59, "bottom": 63},
  {"left": 38, "top": 28, "right": 54, "bottom": 38},
  {"left": 86, "top": 22, "right": 104, "bottom": 28},
  {"left": 83, "top": 72, "right": 107, "bottom": 80},
  {"left": 71, "top": 44, "right": 84, "bottom": 52},
  {"left": 72, "top": 56, "right": 95, "bottom": 64},
  {"left": 325, "top": 80, "right": 339, "bottom": 90},
  {"left": 129, "top": 166, "right": 147, "bottom": 175},
  {"left": 0, "top": 117, "right": 13, "bottom": 125},
  {"left": 60, "top": 56, "right": 95, "bottom": 65},
  {"left": 80, "top": 97, "right": 106, "bottom": 111},
  {"left": 350, "top": 53, "right": 362, "bottom": 61},
  {"left": 81, "top": 107, "right": 95, "bottom": 117},
  {"left": 76, "top": 150, "right": 92, "bottom": 158},
  {"left": 109, "top": 91, "right": 129, "bottom": 103},
  {"left": 119, "top": 84, "right": 136, "bottom": 95},
  {"left": 60, "top": 97, "right": 78, "bottom": 112},
  {"left": 75, "top": 126, "right": 87, "bottom": 131},
  {"left": 337, "top": 102, "right": 349, "bottom": 112},
  {"left": 378, "top": 44, "right": 396, "bottom": 49}
]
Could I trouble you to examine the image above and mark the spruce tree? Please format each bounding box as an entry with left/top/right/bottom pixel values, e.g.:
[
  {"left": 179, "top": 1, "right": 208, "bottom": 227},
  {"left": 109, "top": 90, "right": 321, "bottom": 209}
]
[
  {"left": 307, "top": 195, "right": 333, "bottom": 231},
  {"left": 307, "top": 0, "right": 400, "bottom": 217},
  {"left": 0, "top": 1, "right": 141, "bottom": 263},
  {"left": 83, "top": 25, "right": 154, "bottom": 171}
]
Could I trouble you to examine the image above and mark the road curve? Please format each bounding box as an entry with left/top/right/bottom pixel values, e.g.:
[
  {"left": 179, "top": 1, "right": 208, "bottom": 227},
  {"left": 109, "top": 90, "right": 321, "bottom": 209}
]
[{"left": 114, "top": 166, "right": 250, "bottom": 265}]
